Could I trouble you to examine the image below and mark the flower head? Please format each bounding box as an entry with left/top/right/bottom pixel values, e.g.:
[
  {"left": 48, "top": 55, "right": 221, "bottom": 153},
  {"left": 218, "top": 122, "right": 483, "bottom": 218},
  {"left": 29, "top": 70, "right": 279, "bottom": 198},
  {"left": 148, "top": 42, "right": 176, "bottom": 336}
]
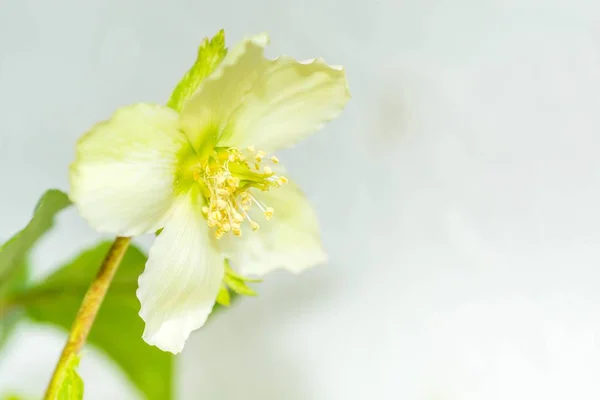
[{"left": 69, "top": 31, "right": 350, "bottom": 353}]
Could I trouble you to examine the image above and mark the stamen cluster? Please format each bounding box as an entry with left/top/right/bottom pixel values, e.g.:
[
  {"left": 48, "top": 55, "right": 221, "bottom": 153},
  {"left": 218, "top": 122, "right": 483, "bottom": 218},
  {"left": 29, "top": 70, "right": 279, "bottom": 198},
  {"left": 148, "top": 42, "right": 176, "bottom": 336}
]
[{"left": 195, "top": 146, "right": 288, "bottom": 238}]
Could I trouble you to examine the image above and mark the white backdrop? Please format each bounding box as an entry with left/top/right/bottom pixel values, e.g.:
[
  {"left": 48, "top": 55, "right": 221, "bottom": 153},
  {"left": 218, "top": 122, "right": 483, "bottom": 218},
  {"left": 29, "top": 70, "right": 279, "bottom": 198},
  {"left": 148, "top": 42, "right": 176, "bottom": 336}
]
[{"left": 2, "top": 0, "right": 600, "bottom": 399}]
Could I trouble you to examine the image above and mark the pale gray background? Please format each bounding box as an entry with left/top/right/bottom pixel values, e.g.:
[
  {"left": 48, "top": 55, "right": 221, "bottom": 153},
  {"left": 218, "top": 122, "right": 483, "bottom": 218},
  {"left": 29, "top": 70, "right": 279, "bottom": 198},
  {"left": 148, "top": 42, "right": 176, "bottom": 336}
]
[{"left": 1, "top": 0, "right": 600, "bottom": 399}]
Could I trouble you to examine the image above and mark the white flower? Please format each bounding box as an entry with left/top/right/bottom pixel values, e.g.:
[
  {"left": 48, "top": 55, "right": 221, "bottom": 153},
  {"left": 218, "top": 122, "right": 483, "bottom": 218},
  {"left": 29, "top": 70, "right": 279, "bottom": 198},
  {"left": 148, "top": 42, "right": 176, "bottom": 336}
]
[{"left": 69, "top": 33, "right": 350, "bottom": 353}]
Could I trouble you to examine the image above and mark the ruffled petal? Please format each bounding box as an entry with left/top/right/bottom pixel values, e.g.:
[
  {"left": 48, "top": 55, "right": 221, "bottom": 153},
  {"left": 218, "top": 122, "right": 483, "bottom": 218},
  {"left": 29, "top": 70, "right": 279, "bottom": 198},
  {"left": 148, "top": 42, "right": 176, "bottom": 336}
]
[
  {"left": 179, "top": 34, "right": 270, "bottom": 153},
  {"left": 137, "top": 191, "right": 224, "bottom": 354},
  {"left": 221, "top": 179, "right": 327, "bottom": 276},
  {"left": 219, "top": 57, "right": 350, "bottom": 153},
  {"left": 69, "top": 103, "right": 190, "bottom": 236}
]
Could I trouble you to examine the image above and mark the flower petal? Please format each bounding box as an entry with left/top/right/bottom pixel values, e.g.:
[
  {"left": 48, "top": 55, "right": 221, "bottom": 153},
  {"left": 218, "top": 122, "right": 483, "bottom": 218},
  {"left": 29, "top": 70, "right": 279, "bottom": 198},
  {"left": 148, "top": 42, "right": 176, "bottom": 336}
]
[
  {"left": 179, "top": 34, "right": 270, "bottom": 152},
  {"left": 69, "top": 103, "right": 190, "bottom": 236},
  {"left": 221, "top": 179, "right": 327, "bottom": 276},
  {"left": 137, "top": 192, "right": 224, "bottom": 354},
  {"left": 219, "top": 57, "right": 350, "bottom": 153}
]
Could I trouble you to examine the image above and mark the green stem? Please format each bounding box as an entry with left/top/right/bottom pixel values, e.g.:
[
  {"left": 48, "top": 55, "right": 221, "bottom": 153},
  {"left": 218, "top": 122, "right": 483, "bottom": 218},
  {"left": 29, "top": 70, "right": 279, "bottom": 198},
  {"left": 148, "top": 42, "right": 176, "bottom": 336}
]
[{"left": 43, "top": 236, "right": 131, "bottom": 400}]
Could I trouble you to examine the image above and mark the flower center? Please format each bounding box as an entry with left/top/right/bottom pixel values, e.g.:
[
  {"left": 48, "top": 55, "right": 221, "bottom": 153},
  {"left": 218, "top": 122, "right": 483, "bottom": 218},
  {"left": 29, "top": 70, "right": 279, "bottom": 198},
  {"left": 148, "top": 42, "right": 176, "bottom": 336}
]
[{"left": 193, "top": 146, "right": 287, "bottom": 239}]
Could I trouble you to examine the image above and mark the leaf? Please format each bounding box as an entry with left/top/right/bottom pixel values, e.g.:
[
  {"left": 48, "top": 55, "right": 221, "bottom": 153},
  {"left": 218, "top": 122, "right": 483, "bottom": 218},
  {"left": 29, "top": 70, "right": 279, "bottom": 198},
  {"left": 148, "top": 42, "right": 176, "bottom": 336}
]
[
  {"left": 0, "top": 190, "right": 71, "bottom": 287},
  {"left": 0, "top": 260, "right": 27, "bottom": 349},
  {"left": 167, "top": 29, "right": 227, "bottom": 112},
  {"left": 0, "top": 299, "right": 24, "bottom": 349},
  {"left": 22, "top": 242, "right": 173, "bottom": 400},
  {"left": 56, "top": 354, "right": 84, "bottom": 400},
  {"left": 0, "top": 190, "right": 71, "bottom": 349}
]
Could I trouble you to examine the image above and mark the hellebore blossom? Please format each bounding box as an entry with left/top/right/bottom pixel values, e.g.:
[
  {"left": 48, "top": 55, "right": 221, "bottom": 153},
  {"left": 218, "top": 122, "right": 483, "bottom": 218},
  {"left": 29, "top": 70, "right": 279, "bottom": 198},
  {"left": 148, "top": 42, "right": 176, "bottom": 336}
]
[{"left": 69, "top": 32, "right": 350, "bottom": 353}]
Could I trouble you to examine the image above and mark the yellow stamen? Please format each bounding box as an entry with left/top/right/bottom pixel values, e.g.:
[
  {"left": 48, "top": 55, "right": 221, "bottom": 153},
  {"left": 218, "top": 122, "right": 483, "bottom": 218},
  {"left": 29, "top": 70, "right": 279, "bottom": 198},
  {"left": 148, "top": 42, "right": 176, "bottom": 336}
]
[
  {"left": 226, "top": 177, "right": 240, "bottom": 187},
  {"left": 196, "top": 146, "right": 282, "bottom": 237},
  {"left": 254, "top": 151, "right": 266, "bottom": 163},
  {"left": 264, "top": 207, "right": 274, "bottom": 220},
  {"left": 232, "top": 212, "right": 244, "bottom": 223},
  {"left": 216, "top": 199, "right": 228, "bottom": 209}
]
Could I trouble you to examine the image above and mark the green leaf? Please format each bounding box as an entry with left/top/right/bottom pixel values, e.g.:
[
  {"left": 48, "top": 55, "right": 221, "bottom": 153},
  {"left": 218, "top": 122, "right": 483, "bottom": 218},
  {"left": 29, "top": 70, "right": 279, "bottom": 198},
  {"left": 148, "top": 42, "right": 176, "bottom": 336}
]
[
  {"left": 0, "top": 190, "right": 71, "bottom": 287},
  {"left": 167, "top": 29, "right": 227, "bottom": 112},
  {"left": 0, "top": 190, "right": 71, "bottom": 348},
  {"left": 57, "top": 354, "right": 84, "bottom": 400},
  {"left": 23, "top": 242, "right": 173, "bottom": 400},
  {"left": 0, "top": 260, "right": 27, "bottom": 349},
  {"left": 0, "top": 299, "right": 24, "bottom": 349}
]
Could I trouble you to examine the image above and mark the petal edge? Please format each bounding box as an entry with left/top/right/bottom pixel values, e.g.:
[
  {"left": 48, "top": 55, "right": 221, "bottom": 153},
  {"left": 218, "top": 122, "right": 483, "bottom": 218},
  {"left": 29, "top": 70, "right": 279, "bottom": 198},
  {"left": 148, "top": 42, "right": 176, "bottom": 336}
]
[
  {"left": 137, "top": 192, "right": 224, "bottom": 354},
  {"left": 221, "top": 179, "right": 327, "bottom": 277},
  {"left": 69, "top": 103, "right": 188, "bottom": 236},
  {"left": 219, "top": 56, "right": 350, "bottom": 152}
]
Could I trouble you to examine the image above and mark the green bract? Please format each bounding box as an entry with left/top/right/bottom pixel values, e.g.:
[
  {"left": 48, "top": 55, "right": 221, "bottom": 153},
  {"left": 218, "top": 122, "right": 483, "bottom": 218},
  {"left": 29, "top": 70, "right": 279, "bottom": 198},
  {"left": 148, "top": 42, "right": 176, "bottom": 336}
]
[{"left": 167, "top": 30, "right": 227, "bottom": 113}]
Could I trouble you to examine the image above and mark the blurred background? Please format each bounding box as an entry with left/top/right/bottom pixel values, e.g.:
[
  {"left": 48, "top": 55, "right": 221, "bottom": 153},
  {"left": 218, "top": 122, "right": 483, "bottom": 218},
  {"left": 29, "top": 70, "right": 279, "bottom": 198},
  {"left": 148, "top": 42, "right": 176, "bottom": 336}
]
[{"left": 2, "top": 0, "right": 600, "bottom": 399}]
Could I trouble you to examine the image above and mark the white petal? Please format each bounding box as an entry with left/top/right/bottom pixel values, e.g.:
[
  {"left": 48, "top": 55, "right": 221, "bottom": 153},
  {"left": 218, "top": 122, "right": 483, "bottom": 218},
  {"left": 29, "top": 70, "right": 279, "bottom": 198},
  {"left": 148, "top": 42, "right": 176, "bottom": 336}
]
[
  {"left": 137, "top": 192, "right": 224, "bottom": 354},
  {"left": 221, "top": 179, "right": 327, "bottom": 276},
  {"left": 179, "top": 34, "right": 271, "bottom": 152},
  {"left": 218, "top": 57, "right": 350, "bottom": 153},
  {"left": 69, "top": 103, "right": 190, "bottom": 236}
]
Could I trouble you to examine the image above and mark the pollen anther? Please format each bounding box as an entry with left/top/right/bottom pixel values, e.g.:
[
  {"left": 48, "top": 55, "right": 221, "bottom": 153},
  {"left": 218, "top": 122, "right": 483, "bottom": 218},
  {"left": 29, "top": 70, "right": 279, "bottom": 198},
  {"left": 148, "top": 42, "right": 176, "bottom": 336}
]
[{"left": 199, "top": 146, "right": 281, "bottom": 238}]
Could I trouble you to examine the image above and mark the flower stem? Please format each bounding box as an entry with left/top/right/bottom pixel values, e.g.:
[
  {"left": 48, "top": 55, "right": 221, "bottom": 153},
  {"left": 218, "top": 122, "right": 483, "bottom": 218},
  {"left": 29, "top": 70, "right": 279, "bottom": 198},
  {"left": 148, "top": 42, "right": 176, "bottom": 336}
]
[{"left": 43, "top": 236, "right": 131, "bottom": 400}]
